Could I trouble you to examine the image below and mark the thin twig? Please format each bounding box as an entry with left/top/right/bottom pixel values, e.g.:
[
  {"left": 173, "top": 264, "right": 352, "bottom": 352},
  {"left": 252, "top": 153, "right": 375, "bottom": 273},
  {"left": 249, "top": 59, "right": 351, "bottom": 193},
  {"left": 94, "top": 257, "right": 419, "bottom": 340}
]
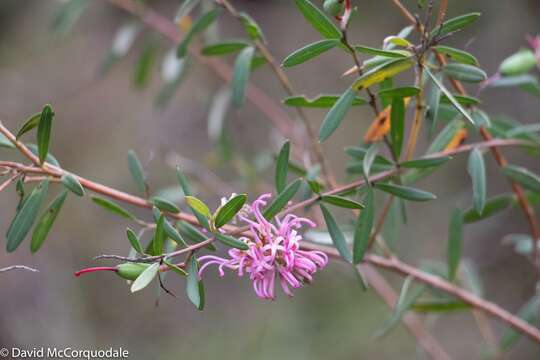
[{"left": 0, "top": 265, "right": 39, "bottom": 274}]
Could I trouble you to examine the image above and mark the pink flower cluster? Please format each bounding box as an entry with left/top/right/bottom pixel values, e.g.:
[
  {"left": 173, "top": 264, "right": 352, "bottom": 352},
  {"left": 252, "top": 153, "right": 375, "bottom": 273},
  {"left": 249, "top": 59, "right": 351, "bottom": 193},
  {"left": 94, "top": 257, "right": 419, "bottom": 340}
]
[
  {"left": 199, "top": 193, "right": 328, "bottom": 300},
  {"left": 527, "top": 34, "right": 540, "bottom": 66}
]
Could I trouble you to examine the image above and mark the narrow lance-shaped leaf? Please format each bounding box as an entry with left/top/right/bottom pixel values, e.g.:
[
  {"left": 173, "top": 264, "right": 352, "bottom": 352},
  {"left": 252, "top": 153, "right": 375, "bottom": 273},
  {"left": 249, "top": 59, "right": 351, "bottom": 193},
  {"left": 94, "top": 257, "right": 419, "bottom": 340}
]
[
  {"left": 443, "top": 63, "right": 487, "bottom": 83},
  {"left": 425, "top": 68, "right": 476, "bottom": 126},
  {"left": 429, "top": 13, "right": 481, "bottom": 38},
  {"left": 201, "top": 40, "right": 249, "bottom": 56},
  {"left": 293, "top": 0, "right": 341, "bottom": 40},
  {"left": 127, "top": 150, "right": 147, "bottom": 195},
  {"left": 6, "top": 180, "right": 49, "bottom": 252},
  {"left": 37, "top": 104, "right": 54, "bottom": 165},
  {"left": 375, "top": 183, "right": 437, "bottom": 202},
  {"left": 363, "top": 143, "right": 380, "bottom": 178},
  {"left": 31, "top": 190, "right": 68, "bottom": 253},
  {"left": 468, "top": 148, "right": 486, "bottom": 214},
  {"left": 232, "top": 46, "right": 255, "bottom": 108},
  {"left": 503, "top": 165, "right": 540, "bottom": 193},
  {"left": 91, "top": 196, "right": 136, "bottom": 220},
  {"left": 275, "top": 141, "right": 290, "bottom": 193},
  {"left": 353, "top": 187, "right": 374, "bottom": 264},
  {"left": 320, "top": 204, "right": 352, "bottom": 263},
  {"left": 353, "top": 58, "right": 415, "bottom": 91},
  {"left": 151, "top": 196, "right": 180, "bottom": 213},
  {"left": 185, "top": 196, "right": 212, "bottom": 219},
  {"left": 447, "top": 208, "right": 464, "bottom": 281},
  {"left": 16, "top": 112, "right": 41, "bottom": 139},
  {"left": 61, "top": 173, "right": 85, "bottom": 196},
  {"left": 401, "top": 156, "right": 452, "bottom": 169},
  {"left": 433, "top": 45, "right": 479, "bottom": 66},
  {"left": 186, "top": 256, "right": 205, "bottom": 310},
  {"left": 319, "top": 87, "right": 356, "bottom": 142},
  {"left": 283, "top": 95, "right": 366, "bottom": 108},
  {"left": 126, "top": 228, "right": 144, "bottom": 254},
  {"left": 390, "top": 97, "right": 405, "bottom": 159},
  {"left": 238, "top": 12, "right": 265, "bottom": 41},
  {"left": 263, "top": 179, "right": 302, "bottom": 220},
  {"left": 214, "top": 194, "right": 247, "bottom": 228},
  {"left": 463, "top": 194, "right": 514, "bottom": 223},
  {"left": 215, "top": 233, "right": 249, "bottom": 250},
  {"left": 152, "top": 215, "right": 166, "bottom": 255},
  {"left": 321, "top": 195, "right": 364, "bottom": 209},
  {"left": 131, "top": 262, "right": 160, "bottom": 293},
  {"left": 282, "top": 39, "right": 340, "bottom": 67},
  {"left": 176, "top": 8, "right": 221, "bottom": 58}
]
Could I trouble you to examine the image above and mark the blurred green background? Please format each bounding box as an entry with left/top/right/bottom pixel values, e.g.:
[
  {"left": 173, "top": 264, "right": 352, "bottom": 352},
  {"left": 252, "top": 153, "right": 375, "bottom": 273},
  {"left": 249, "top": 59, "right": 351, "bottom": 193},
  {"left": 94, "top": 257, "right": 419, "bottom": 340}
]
[{"left": 1, "top": 0, "right": 539, "bottom": 359}]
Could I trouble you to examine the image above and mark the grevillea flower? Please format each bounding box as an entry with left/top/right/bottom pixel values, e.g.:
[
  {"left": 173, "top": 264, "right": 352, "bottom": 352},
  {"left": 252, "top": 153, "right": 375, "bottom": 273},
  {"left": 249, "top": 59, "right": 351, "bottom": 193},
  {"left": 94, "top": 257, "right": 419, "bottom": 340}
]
[{"left": 198, "top": 193, "right": 328, "bottom": 300}]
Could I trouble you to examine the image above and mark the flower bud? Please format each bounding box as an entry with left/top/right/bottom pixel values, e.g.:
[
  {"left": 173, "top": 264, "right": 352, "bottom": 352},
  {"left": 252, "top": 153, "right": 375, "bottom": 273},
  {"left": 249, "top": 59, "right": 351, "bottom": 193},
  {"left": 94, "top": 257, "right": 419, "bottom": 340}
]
[
  {"left": 499, "top": 49, "right": 537, "bottom": 76},
  {"left": 323, "top": 0, "right": 343, "bottom": 17},
  {"left": 116, "top": 263, "right": 151, "bottom": 281}
]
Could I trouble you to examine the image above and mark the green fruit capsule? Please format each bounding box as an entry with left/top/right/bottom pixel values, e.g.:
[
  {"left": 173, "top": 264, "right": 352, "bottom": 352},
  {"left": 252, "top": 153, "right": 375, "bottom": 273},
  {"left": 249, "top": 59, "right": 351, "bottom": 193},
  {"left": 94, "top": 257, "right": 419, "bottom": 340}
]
[
  {"left": 499, "top": 49, "right": 537, "bottom": 76},
  {"left": 116, "top": 263, "right": 151, "bottom": 281},
  {"left": 323, "top": 0, "right": 343, "bottom": 17}
]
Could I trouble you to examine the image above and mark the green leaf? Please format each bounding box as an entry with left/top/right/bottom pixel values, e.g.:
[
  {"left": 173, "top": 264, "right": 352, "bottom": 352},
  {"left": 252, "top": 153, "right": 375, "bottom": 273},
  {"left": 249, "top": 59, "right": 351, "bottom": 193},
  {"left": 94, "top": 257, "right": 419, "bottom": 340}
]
[
  {"left": 176, "top": 8, "right": 221, "bottom": 58},
  {"left": 131, "top": 262, "right": 160, "bottom": 293},
  {"left": 91, "top": 196, "right": 135, "bottom": 220},
  {"left": 401, "top": 156, "right": 452, "bottom": 169},
  {"left": 282, "top": 39, "right": 340, "bottom": 67},
  {"left": 152, "top": 215, "right": 166, "bottom": 255},
  {"left": 468, "top": 148, "right": 486, "bottom": 214},
  {"left": 231, "top": 46, "right": 255, "bottom": 108},
  {"left": 163, "top": 259, "right": 188, "bottom": 276},
  {"left": 177, "top": 221, "right": 214, "bottom": 250},
  {"left": 427, "top": 119, "right": 465, "bottom": 154},
  {"left": 434, "top": 45, "right": 479, "bottom": 66},
  {"left": 346, "top": 146, "right": 393, "bottom": 165},
  {"left": 430, "top": 12, "right": 481, "bottom": 38},
  {"left": 425, "top": 68, "right": 476, "bottom": 126},
  {"left": 321, "top": 195, "right": 364, "bottom": 209},
  {"left": 16, "top": 112, "right": 41, "bottom": 139},
  {"left": 412, "top": 300, "right": 470, "bottom": 313},
  {"left": 275, "top": 141, "right": 290, "bottom": 193},
  {"left": 294, "top": 0, "right": 341, "bottom": 40},
  {"left": 353, "top": 187, "right": 374, "bottom": 263},
  {"left": 375, "top": 183, "right": 437, "bottom": 202},
  {"left": 320, "top": 204, "right": 352, "bottom": 263},
  {"left": 352, "top": 58, "right": 415, "bottom": 91},
  {"left": 499, "top": 49, "right": 538, "bottom": 77},
  {"left": 127, "top": 150, "right": 146, "bottom": 195},
  {"left": 37, "top": 104, "right": 54, "bottom": 165},
  {"left": 151, "top": 196, "right": 180, "bottom": 213},
  {"left": 30, "top": 190, "right": 67, "bottom": 253},
  {"left": 426, "top": 70, "right": 443, "bottom": 136},
  {"left": 0, "top": 132, "right": 14, "bottom": 148},
  {"left": 283, "top": 94, "right": 366, "bottom": 108},
  {"left": 176, "top": 166, "right": 193, "bottom": 196},
  {"left": 215, "top": 233, "right": 249, "bottom": 250},
  {"left": 390, "top": 97, "right": 405, "bottom": 158},
  {"left": 126, "top": 228, "right": 144, "bottom": 254},
  {"left": 186, "top": 257, "right": 205, "bottom": 310},
  {"left": 319, "top": 87, "right": 356, "bottom": 142},
  {"left": 263, "top": 179, "right": 302, "bottom": 220},
  {"left": 61, "top": 173, "right": 85, "bottom": 196},
  {"left": 354, "top": 46, "right": 410, "bottom": 58},
  {"left": 162, "top": 217, "right": 187, "bottom": 247},
  {"left": 6, "top": 180, "right": 49, "bottom": 252},
  {"left": 238, "top": 12, "right": 265, "bottom": 41},
  {"left": 500, "top": 294, "right": 540, "bottom": 351},
  {"left": 201, "top": 40, "right": 249, "bottom": 56},
  {"left": 378, "top": 86, "right": 420, "bottom": 99},
  {"left": 503, "top": 165, "right": 540, "bottom": 193},
  {"left": 447, "top": 208, "right": 464, "bottom": 281},
  {"left": 443, "top": 63, "right": 487, "bottom": 83},
  {"left": 185, "top": 196, "right": 212, "bottom": 218},
  {"left": 440, "top": 94, "right": 481, "bottom": 107},
  {"left": 363, "top": 143, "right": 380, "bottom": 178},
  {"left": 134, "top": 41, "right": 157, "bottom": 88},
  {"left": 463, "top": 194, "right": 514, "bottom": 223},
  {"left": 214, "top": 194, "right": 247, "bottom": 228}
]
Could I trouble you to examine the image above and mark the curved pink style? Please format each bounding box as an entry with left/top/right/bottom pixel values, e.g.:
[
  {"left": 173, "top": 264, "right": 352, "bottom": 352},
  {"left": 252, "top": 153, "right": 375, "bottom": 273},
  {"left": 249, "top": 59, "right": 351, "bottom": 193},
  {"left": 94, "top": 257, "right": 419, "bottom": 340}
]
[{"left": 199, "top": 193, "right": 328, "bottom": 300}]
